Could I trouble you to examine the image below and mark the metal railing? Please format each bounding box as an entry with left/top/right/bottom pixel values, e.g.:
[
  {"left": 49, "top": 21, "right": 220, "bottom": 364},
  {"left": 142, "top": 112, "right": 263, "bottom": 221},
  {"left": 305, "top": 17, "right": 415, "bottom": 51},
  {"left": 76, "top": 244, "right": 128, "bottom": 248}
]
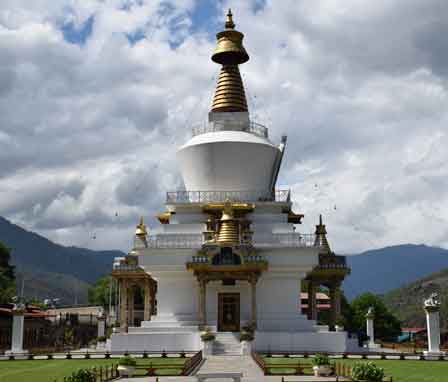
[
  {"left": 192, "top": 120, "right": 269, "bottom": 139},
  {"left": 112, "top": 264, "right": 142, "bottom": 272},
  {"left": 145, "top": 232, "right": 318, "bottom": 249},
  {"left": 166, "top": 189, "right": 291, "bottom": 204},
  {"left": 317, "top": 254, "right": 349, "bottom": 269},
  {"left": 147, "top": 234, "right": 203, "bottom": 249},
  {"left": 254, "top": 233, "right": 316, "bottom": 248}
]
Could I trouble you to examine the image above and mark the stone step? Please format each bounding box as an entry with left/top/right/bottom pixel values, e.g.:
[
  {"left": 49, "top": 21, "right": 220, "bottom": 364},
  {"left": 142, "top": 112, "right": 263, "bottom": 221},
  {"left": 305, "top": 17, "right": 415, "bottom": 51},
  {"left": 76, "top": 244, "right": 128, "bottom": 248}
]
[
  {"left": 127, "top": 326, "right": 200, "bottom": 333},
  {"left": 141, "top": 321, "right": 200, "bottom": 327}
]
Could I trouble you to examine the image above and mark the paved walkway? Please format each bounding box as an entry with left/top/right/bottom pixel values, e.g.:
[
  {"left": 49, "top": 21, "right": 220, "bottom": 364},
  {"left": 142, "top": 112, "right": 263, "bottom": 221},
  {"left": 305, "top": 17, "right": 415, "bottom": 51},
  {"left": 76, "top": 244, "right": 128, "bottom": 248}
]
[{"left": 119, "top": 354, "right": 345, "bottom": 382}]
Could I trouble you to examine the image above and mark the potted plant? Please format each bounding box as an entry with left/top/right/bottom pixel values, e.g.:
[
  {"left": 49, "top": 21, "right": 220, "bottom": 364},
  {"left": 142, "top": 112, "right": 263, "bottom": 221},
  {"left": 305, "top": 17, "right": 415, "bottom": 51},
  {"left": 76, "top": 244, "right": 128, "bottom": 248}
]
[
  {"left": 351, "top": 362, "right": 385, "bottom": 382},
  {"left": 335, "top": 317, "right": 345, "bottom": 332},
  {"left": 312, "top": 353, "right": 333, "bottom": 377},
  {"left": 200, "top": 327, "right": 216, "bottom": 342},
  {"left": 200, "top": 327, "right": 215, "bottom": 356},
  {"left": 239, "top": 330, "right": 254, "bottom": 355},
  {"left": 117, "top": 355, "right": 137, "bottom": 377},
  {"left": 96, "top": 336, "right": 107, "bottom": 348}
]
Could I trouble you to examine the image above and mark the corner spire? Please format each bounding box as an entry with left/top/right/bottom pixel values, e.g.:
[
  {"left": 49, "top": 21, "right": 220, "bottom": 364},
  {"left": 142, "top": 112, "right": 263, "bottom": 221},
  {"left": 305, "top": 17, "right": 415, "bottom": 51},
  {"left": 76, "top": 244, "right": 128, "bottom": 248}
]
[
  {"left": 135, "top": 216, "right": 147, "bottom": 237},
  {"left": 211, "top": 10, "right": 249, "bottom": 113},
  {"left": 314, "top": 214, "right": 332, "bottom": 254}
]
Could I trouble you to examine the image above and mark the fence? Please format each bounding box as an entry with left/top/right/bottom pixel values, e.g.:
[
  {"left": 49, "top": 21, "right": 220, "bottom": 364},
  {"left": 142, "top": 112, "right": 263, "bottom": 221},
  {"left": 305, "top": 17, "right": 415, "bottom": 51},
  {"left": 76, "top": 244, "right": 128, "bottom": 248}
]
[
  {"left": 0, "top": 317, "right": 98, "bottom": 353},
  {"left": 166, "top": 189, "right": 291, "bottom": 204},
  {"left": 182, "top": 350, "right": 203, "bottom": 375}
]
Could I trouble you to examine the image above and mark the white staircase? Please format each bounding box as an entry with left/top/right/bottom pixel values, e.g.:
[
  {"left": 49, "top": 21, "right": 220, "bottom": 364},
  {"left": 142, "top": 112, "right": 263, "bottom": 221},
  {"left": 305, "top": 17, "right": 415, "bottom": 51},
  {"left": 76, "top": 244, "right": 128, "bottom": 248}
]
[{"left": 213, "top": 332, "right": 241, "bottom": 355}]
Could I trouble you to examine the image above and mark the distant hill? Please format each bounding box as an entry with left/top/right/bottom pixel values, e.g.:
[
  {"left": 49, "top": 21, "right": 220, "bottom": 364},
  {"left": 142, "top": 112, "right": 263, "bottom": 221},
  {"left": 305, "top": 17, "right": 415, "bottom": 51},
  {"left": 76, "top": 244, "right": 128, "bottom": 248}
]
[
  {"left": 0, "top": 216, "right": 125, "bottom": 304},
  {"left": 382, "top": 267, "right": 448, "bottom": 330},
  {"left": 343, "top": 244, "right": 448, "bottom": 300}
]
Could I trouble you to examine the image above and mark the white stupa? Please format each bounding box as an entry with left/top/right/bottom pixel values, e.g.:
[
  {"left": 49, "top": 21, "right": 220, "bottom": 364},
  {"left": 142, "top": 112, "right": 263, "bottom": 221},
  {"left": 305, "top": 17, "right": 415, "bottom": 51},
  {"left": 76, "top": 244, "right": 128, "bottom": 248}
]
[{"left": 110, "top": 10, "right": 356, "bottom": 354}]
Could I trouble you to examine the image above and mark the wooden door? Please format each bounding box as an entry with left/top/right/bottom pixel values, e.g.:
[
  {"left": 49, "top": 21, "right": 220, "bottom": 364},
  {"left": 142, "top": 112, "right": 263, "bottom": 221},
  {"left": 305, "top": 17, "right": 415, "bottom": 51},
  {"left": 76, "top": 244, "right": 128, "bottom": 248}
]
[{"left": 218, "top": 293, "right": 240, "bottom": 332}]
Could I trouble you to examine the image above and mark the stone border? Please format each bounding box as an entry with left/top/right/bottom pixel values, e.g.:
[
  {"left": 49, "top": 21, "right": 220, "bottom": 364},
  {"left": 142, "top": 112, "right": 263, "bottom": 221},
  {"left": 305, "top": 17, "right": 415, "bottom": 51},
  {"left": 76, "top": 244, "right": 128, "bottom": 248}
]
[
  {"left": 0, "top": 350, "right": 197, "bottom": 362},
  {"left": 259, "top": 351, "right": 448, "bottom": 362}
]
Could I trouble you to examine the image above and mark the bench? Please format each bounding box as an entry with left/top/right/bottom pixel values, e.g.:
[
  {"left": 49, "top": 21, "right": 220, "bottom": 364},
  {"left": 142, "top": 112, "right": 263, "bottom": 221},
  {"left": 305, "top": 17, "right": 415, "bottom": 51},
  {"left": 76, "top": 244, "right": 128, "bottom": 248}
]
[{"left": 196, "top": 372, "right": 243, "bottom": 382}]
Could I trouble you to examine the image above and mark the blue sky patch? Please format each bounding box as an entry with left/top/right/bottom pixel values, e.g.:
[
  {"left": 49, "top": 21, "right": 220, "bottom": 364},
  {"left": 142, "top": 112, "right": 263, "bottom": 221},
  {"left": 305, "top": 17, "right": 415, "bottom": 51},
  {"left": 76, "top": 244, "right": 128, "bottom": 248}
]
[{"left": 62, "top": 15, "right": 94, "bottom": 45}]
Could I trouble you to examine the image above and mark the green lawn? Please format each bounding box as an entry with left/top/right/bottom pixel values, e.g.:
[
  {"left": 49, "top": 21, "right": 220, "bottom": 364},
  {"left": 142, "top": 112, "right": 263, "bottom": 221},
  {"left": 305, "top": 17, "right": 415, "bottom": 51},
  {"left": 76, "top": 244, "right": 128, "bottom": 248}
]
[
  {"left": 0, "top": 357, "right": 189, "bottom": 382},
  {"left": 262, "top": 357, "right": 448, "bottom": 382}
]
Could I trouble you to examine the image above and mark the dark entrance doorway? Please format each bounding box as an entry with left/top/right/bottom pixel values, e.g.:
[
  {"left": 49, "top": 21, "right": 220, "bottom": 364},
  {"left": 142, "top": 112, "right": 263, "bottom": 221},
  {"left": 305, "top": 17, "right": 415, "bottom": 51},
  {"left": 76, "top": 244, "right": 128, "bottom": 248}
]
[{"left": 218, "top": 293, "right": 240, "bottom": 332}]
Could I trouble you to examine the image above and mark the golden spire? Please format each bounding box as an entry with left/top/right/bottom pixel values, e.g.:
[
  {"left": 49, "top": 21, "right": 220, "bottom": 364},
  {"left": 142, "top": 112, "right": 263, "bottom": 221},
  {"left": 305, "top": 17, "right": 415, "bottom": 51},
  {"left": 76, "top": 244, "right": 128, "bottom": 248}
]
[
  {"left": 217, "top": 202, "right": 240, "bottom": 245},
  {"left": 314, "top": 214, "right": 332, "bottom": 254},
  {"left": 135, "top": 216, "right": 148, "bottom": 237},
  {"left": 211, "top": 9, "right": 249, "bottom": 113}
]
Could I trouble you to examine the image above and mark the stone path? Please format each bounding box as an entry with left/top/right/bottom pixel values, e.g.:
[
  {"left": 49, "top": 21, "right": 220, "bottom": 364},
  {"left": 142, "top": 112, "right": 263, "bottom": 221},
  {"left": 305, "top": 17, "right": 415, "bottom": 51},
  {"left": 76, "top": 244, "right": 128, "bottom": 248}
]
[{"left": 119, "top": 354, "right": 345, "bottom": 382}]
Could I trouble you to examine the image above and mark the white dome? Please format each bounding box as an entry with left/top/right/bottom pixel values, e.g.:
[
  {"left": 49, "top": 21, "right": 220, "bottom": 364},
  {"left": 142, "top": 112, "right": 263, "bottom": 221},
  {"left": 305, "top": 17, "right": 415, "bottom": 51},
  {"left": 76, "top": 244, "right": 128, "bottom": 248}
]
[{"left": 177, "top": 130, "right": 281, "bottom": 194}]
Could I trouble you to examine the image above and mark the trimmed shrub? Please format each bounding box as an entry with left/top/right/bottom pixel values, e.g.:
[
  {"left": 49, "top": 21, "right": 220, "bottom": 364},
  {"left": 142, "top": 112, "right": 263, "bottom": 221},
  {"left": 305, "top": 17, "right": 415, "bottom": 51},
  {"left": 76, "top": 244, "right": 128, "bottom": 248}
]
[
  {"left": 351, "top": 362, "right": 385, "bottom": 382},
  {"left": 312, "top": 353, "right": 331, "bottom": 366},
  {"left": 65, "top": 369, "right": 96, "bottom": 382},
  {"left": 118, "top": 355, "right": 137, "bottom": 367}
]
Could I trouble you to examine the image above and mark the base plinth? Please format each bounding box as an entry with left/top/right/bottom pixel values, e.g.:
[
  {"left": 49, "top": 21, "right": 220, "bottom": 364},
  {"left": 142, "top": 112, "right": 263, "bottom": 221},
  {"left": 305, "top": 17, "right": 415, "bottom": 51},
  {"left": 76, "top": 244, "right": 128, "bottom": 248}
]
[{"left": 423, "top": 351, "right": 446, "bottom": 360}]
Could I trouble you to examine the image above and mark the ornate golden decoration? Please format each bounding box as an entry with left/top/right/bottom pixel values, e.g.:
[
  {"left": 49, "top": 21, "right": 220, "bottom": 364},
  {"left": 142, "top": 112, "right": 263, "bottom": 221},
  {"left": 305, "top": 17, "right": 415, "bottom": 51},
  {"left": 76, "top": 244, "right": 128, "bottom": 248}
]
[
  {"left": 156, "top": 212, "right": 171, "bottom": 224},
  {"left": 288, "top": 211, "right": 304, "bottom": 224},
  {"left": 211, "top": 9, "right": 249, "bottom": 113},
  {"left": 314, "top": 214, "right": 331, "bottom": 254},
  {"left": 135, "top": 216, "right": 148, "bottom": 237},
  {"left": 217, "top": 202, "right": 239, "bottom": 245},
  {"left": 203, "top": 202, "right": 254, "bottom": 213}
]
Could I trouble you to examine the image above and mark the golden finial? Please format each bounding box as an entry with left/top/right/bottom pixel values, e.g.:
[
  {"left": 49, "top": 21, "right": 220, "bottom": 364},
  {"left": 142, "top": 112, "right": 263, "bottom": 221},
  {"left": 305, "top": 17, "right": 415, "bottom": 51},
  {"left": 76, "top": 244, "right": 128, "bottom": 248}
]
[
  {"left": 211, "top": 9, "right": 249, "bottom": 113},
  {"left": 217, "top": 202, "right": 239, "bottom": 245},
  {"left": 314, "top": 214, "right": 331, "bottom": 254},
  {"left": 135, "top": 216, "right": 148, "bottom": 237},
  {"left": 225, "top": 9, "right": 235, "bottom": 29}
]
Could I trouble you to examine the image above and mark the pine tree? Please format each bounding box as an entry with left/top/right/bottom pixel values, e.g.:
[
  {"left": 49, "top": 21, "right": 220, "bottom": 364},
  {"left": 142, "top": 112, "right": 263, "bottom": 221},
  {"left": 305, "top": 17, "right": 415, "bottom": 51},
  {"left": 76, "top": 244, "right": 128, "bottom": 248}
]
[{"left": 0, "top": 241, "right": 15, "bottom": 303}]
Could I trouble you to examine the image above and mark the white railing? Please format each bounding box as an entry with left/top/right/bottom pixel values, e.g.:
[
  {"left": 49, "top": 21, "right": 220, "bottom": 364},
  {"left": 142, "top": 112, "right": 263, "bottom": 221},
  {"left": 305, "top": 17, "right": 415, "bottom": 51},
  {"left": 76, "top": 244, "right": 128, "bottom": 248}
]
[
  {"left": 147, "top": 234, "right": 203, "bottom": 249},
  {"left": 253, "top": 233, "right": 316, "bottom": 248},
  {"left": 192, "top": 120, "right": 268, "bottom": 139},
  {"left": 145, "top": 233, "right": 317, "bottom": 249},
  {"left": 166, "top": 190, "right": 291, "bottom": 204}
]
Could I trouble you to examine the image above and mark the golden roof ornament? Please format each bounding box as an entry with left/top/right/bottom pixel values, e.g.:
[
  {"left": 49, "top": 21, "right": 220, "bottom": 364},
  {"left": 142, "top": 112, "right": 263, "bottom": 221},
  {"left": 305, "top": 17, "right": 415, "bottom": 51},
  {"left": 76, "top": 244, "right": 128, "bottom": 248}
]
[
  {"left": 211, "top": 9, "right": 249, "bottom": 113},
  {"left": 135, "top": 216, "right": 148, "bottom": 237},
  {"left": 314, "top": 214, "right": 332, "bottom": 254},
  {"left": 217, "top": 201, "right": 240, "bottom": 245}
]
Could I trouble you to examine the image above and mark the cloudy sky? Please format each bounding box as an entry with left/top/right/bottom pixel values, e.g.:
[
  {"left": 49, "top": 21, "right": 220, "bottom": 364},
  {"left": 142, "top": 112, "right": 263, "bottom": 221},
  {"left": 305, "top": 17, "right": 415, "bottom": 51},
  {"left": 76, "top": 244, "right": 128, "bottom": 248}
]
[{"left": 1, "top": 0, "right": 448, "bottom": 254}]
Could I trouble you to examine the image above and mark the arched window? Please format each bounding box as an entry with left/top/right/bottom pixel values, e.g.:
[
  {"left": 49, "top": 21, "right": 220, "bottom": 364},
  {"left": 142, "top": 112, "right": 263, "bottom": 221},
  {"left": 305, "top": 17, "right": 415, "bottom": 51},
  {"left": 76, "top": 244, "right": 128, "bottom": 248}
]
[{"left": 212, "top": 247, "right": 241, "bottom": 265}]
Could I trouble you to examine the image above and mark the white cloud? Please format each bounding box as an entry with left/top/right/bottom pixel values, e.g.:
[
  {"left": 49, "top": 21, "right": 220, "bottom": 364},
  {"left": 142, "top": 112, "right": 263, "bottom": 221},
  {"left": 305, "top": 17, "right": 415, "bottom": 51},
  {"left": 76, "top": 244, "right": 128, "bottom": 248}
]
[{"left": 1, "top": 0, "right": 448, "bottom": 254}]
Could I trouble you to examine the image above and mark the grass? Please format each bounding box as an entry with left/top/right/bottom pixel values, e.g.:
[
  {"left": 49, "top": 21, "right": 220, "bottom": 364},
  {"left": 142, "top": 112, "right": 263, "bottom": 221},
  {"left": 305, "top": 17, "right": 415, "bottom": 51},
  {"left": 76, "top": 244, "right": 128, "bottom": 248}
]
[
  {"left": 262, "top": 356, "right": 448, "bottom": 382},
  {"left": 0, "top": 357, "right": 189, "bottom": 382}
]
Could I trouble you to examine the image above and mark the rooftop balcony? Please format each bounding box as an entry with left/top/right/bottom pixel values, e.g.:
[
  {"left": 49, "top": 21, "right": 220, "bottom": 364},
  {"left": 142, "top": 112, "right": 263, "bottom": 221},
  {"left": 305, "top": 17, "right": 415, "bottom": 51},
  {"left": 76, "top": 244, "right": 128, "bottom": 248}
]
[
  {"left": 191, "top": 119, "right": 268, "bottom": 139},
  {"left": 146, "top": 232, "right": 318, "bottom": 249},
  {"left": 166, "top": 189, "right": 291, "bottom": 204}
]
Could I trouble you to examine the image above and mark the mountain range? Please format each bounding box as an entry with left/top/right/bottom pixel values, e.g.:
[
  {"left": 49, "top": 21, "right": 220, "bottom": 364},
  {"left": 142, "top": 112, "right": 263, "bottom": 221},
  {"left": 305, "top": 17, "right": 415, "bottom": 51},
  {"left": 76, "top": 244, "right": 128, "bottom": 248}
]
[
  {"left": 0, "top": 216, "right": 124, "bottom": 304},
  {"left": 1, "top": 216, "right": 448, "bottom": 305},
  {"left": 382, "top": 267, "right": 448, "bottom": 329},
  {"left": 343, "top": 244, "right": 448, "bottom": 299}
]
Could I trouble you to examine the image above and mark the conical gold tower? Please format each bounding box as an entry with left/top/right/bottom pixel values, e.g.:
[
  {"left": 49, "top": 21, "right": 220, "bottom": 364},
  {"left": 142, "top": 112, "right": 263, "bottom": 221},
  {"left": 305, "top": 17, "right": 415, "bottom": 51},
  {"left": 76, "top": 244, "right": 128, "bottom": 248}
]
[
  {"left": 217, "top": 203, "right": 240, "bottom": 245},
  {"left": 314, "top": 215, "right": 332, "bottom": 254},
  {"left": 211, "top": 9, "right": 249, "bottom": 113}
]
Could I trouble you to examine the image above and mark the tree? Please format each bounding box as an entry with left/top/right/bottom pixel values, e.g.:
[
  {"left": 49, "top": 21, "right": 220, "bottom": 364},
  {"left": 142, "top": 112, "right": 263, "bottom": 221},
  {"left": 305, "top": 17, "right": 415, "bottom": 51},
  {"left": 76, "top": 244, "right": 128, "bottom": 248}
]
[
  {"left": 0, "top": 241, "right": 15, "bottom": 303},
  {"left": 350, "top": 293, "right": 402, "bottom": 341},
  {"left": 88, "top": 276, "right": 117, "bottom": 308}
]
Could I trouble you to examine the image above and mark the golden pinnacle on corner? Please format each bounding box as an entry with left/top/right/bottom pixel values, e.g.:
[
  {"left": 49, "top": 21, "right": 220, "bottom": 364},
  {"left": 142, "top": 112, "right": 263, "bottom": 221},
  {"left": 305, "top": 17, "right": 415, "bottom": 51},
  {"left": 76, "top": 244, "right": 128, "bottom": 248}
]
[
  {"left": 314, "top": 214, "right": 332, "bottom": 254},
  {"left": 211, "top": 9, "right": 249, "bottom": 113},
  {"left": 135, "top": 216, "right": 148, "bottom": 237}
]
